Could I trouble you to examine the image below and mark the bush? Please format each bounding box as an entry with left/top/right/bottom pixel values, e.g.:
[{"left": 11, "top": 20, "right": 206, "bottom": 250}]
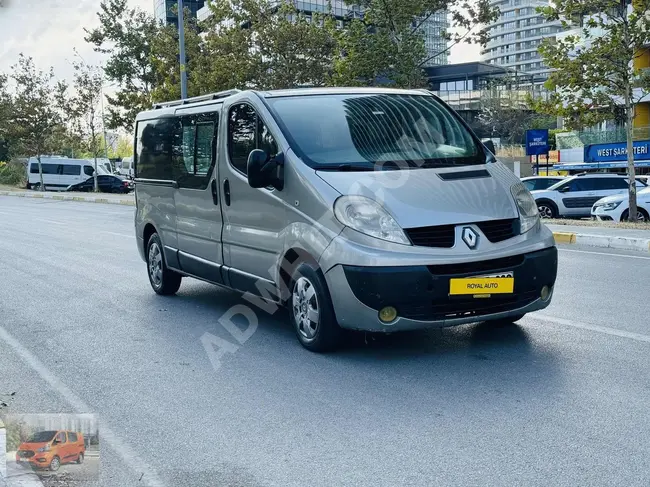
[{"left": 0, "top": 159, "right": 27, "bottom": 186}]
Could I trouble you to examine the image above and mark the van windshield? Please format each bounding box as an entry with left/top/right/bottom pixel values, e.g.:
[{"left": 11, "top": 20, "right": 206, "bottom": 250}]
[
  {"left": 27, "top": 431, "right": 57, "bottom": 443},
  {"left": 266, "top": 94, "right": 485, "bottom": 170}
]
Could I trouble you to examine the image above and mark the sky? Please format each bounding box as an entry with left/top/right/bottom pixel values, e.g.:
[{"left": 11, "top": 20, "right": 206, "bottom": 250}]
[{"left": 0, "top": 0, "right": 481, "bottom": 83}]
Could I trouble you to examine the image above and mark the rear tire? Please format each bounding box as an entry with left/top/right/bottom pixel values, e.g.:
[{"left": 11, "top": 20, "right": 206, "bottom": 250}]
[
  {"left": 77, "top": 453, "right": 84, "bottom": 465},
  {"left": 32, "top": 183, "right": 42, "bottom": 191},
  {"left": 146, "top": 233, "right": 182, "bottom": 295},
  {"left": 536, "top": 200, "right": 557, "bottom": 219},
  {"left": 289, "top": 263, "right": 342, "bottom": 352}
]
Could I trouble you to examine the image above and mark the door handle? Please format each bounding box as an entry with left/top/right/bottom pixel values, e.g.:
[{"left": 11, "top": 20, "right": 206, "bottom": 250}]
[
  {"left": 223, "top": 179, "right": 231, "bottom": 206},
  {"left": 211, "top": 179, "right": 218, "bottom": 205}
]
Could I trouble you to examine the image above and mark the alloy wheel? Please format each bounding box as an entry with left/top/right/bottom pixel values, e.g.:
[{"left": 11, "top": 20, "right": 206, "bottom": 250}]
[{"left": 292, "top": 277, "right": 320, "bottom": 340}]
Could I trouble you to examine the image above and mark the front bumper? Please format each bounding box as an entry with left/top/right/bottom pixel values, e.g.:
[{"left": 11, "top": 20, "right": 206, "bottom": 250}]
[
  {"left": 325, "top": 246, "right": 558, "bottom": 332},
  {"left": 591, "top": 206, "right": 619, "bottom": 222}
]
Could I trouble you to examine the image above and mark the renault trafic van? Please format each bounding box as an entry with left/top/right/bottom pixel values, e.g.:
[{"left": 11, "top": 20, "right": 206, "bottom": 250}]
[{"left": 134, "top": 88, "right": 557, "bottom": 352}]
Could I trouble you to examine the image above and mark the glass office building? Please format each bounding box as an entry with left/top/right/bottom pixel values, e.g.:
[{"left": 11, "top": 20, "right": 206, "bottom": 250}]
[
  {"left": 197, "top": 1, "right": 449, "bottom": 65},
  {"left": 155, "top": 0, "right": 205, "bottom": 25},
  {"left": 481, "top": 0, "right": 564, "bottom": 83}
]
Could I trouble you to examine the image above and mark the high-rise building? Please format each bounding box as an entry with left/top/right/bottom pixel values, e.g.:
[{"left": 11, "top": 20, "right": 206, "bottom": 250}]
[
  {"left": 197, "top": 1, "right": 449, "bottom": 66},
  {"left": 481, "top": 0, "right": 564, "bottom": 83},
  {"left": 155, "top": 0, "right": 205, "bottom": 25}
]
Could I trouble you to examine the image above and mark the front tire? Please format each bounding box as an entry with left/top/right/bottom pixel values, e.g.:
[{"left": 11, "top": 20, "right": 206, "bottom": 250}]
[
  {"left": 147, "top": 233, "right": 182, "bottom": 295},
  {"left": 621, "top": 208, "right": 649, "bottom": 222},
  {"left": 491, "top": 313, "right": 526, "bottom": 326},
  {"left": 537, "top": 200, "right": 558, "bottom": 219},
  {"left": 32, "top": 183, "right": 42, "bottom": 191},
  {"left": 49, "top": 456, "right": 60, "bottom": 471},
  {"left": 290, "top": 263, "right": 341, "bottom": 352}
]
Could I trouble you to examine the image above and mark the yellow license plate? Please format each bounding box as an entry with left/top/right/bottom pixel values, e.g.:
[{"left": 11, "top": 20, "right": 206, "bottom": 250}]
[{"left": 449, "top": 277, "right": 514, "bottom": 295}]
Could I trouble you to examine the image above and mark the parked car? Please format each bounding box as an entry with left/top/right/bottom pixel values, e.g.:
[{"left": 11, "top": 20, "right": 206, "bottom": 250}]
[
  {"left": 16, "top": 430, "right": 85, "bottom": 471},
  {"left": 521, "top": 176, "right": 565, "bottom": 192},
  {"left": 134, "top": 88, "right": 558, "bottom": 352},
  {"left": 67, "top": 174, "right": 133, "bottom": 193},
  {"left": 26, "top": 158, "right": 109, "bottom": 191},
  {"left": 592, "top": 186, "right": 650, "bottom": 222},
  {"left": 532, "top": 173, "right": 646, "bottom": 219}
]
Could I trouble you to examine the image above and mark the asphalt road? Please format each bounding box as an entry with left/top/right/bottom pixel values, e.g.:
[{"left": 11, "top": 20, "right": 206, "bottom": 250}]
[{"left": 1, "top": 196, "right": 650, "bottom": 487}]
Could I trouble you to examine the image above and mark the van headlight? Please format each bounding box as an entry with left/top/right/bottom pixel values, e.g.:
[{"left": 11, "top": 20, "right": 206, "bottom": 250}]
[
  {"left": 334, "top": 195, "right": 411, "bottom": 245},
  {"left": 511, "top": 183, "right": 539, "bottom": 234}
]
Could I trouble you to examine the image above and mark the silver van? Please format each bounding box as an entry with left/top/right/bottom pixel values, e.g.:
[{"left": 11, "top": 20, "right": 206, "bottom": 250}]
[{"left": 134, "top": 88, "right": 557, "bottom": 352}]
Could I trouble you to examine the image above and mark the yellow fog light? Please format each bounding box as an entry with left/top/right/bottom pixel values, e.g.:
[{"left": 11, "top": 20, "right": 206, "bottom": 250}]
[
  {"left": 540, "top": 285, "right": 551, "bottom": 302},
  {"left": 379, "top": 306, "right": 398, "bottom": 323}
]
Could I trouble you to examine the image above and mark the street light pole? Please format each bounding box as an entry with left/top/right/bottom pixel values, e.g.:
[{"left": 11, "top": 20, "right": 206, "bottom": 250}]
[{"left": 178, "top": 0, "right": 188, "bottom": 100}]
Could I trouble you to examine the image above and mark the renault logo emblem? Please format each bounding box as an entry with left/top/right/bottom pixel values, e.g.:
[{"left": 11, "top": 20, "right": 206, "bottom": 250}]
[{"left": 462, "top": 227, "right": 479, "bottom": 249}]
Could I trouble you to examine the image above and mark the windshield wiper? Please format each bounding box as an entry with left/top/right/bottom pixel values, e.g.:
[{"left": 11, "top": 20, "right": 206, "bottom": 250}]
[{"left": 317, "top": 163, "right": 375, "bottom": 172}]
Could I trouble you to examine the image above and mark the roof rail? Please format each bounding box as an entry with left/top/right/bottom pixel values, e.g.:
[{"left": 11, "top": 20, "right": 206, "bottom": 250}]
[{"left": 152, "top": 89, "right": 241, "bottom": 109}]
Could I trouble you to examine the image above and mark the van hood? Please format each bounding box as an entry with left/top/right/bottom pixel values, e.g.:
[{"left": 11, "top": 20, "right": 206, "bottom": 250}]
[
  {"left": 316, "top": 163, "right": 519, "bottom": 228},
  {"left": 18, "top": 442, "right": 48, "bottom": 450}
]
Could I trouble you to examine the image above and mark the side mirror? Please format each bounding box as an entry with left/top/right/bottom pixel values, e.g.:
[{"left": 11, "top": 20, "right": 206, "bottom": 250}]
[
  {"left": 483, "top": 140, "right": 496, "bottom": 155},
  {"left": 247, "top": 149, "right": 284, "bottom": 191},
  {"left": 558, "top": 186, "right": 570, "bottom": 193}
]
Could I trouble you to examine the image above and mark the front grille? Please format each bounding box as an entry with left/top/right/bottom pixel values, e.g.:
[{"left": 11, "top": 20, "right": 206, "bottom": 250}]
[
  {"left": 405, "top": 224, "right": 455, "bottom": 248},
  {"left": 398, "top": 290, "right": 539, "bottom": 321},
  {"left": 405, "top": 218, "right": 519, "bottom": 248},
  {"left": 427, "top": 254, "right": 525, "bottom": 276},
  {"left": 476, "top": 218, "right": 519, "bottom": 243},
  {"left": 18, "top": 450, "right": 35, "bottom": 458}
]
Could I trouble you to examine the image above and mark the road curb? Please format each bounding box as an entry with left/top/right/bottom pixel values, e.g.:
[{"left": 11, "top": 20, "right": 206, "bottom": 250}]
[
  {"left": 553, "top": 231, "right": 650, "bottom": 253},
  {"left": 0, "top": 190, "right": 135, "bottom": 207}
]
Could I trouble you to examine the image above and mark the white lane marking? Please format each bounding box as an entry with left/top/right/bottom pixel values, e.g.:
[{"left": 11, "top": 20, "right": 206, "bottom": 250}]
[
  {"left": 0, "top": 325, "right": 166, "bottom": 487},
  {"left": 102, "top": 231, "right": 134, "bottom": 238},
  {"left": 532, "top": 313, "right": 650, "bottom": 344},
  {"left": 559, "top": 248, "right": 650, "bottom": 261}
]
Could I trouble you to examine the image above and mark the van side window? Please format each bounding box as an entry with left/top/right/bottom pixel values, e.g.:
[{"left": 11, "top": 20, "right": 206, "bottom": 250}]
[
  {"left": 228, "top": 104, "right": 257, "bottom": 175},
  {"left": 31, "top": 163, "right": 58, "bottom": 174},
  {"left": 172, "top": 112, "right": 217, "bottom": 189},
  {"left": 62, "top": 164, "right": 81, "bottom": 176},
  {"left": 84, "top": 166, "right": 94, "bottom": 176},
  {"left": 68, "top": 432, "right": 78, "bottom": 442},
  {"left": 228, "top": 104, "right": 278, "bottom": 176},
  {"left": 135, "top": 119, "right": 175, "bottom": 180},
  {"left": 259, "top": 118, "right": 278, "bottom": 158},
  {"left": 56, "top": 432, "right": 67, "bottom": 443}
]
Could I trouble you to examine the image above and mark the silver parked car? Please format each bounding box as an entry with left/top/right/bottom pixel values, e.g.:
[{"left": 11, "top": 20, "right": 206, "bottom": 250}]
[{"left": 134, "top": 88, "right": 557, "bottom": 352}]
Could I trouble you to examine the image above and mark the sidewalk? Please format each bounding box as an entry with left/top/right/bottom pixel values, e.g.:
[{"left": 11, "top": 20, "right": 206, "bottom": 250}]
[
  {"left": 547, "top": 223, "right": 650, "bottom": 253},
  {"left": 0, "top": 188, "right": 135, "bottom": 207}
]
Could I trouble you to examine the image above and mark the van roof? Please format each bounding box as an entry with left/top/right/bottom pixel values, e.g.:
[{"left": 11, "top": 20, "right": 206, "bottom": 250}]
[{"left": 137, "top": 87, "right": 431, "bottom": 121}]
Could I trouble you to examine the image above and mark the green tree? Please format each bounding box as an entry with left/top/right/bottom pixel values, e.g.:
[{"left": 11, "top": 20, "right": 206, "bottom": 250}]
[
  {"left": 477, "top": 79, "right": 556, "bottom": 144},
  {"left": 150, "top": 10, "right": 206, "bottom": 101},
  {"left": 85, "top": 0, "right": 158, "bottom": 131},
  {"left": 60, "top": 57, "right": 105, "bottom": 192},
  {"left": 200, "top": 0, "right": 337, "bottom": 91},
  {"left": 536, "top": 0, "right": 650, "bottom": 221},
  {"left": 330, "top": 0, "right": 497, "bottom": 87},
  {"left": 0, "top": 73, "right": 12, "bottom": 161},
  {"left": 7, "top": 55, "right": 67, "bottom": 191}
]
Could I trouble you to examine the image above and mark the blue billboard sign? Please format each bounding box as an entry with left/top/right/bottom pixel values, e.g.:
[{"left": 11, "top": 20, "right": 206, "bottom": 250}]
[
  {"left": 584, "top": 140, "right": 650, "bottom": 163},
  {"left": 526, "top": 129, "right": 549, "bottom": 156}
]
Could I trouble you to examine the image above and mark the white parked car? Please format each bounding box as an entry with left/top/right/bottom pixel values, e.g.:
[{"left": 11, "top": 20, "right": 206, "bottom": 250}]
[
  {"left": 592, "top": 186, "right": 650, "bottom": 222},
  {"left": 532, "top": 173, "right": 646, "bottom": 219}
]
